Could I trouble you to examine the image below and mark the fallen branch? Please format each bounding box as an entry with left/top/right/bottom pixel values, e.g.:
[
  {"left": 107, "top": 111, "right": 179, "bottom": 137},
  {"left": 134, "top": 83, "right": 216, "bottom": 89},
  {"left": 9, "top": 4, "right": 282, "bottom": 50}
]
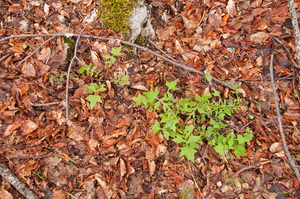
[
  {"left": 0, "top": 163, "right": 39, "bottom": 199},
  {"left": 65, "top": 28, "right": 85, "bottom": 123},
  {"left": 269, "top": 51, "right": 300, "bottom": 182},
  {"left": 288, "top": 0, "right": 300, "bottom": 68},
  {"left": 0, "top": 33, "right": 234, "bottom": 90}
]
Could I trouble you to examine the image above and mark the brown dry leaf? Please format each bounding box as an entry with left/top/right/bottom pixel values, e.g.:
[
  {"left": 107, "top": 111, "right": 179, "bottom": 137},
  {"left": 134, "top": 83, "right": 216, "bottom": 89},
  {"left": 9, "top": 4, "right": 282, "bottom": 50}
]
[
  {"left": 37, "top": 47, "right": 51, "bottom": 62},
  {"left": 91, "top": 50, "right": 101, "bottom": 67},
  {"left": 67, "top": 126, "right": 85, "bottom": 141},
  {"left": 269, "top": 142, "right": 283, "bottom": 153},
  {"left": 250, "top": 32, "right": 269, "bottom": 44},
  {"left": 21, "top": 119, "right": 38, "bottom": 136},
  {"left": 208, "top": 9, "right": 222, "bottom": 28},
  {"left": 86, "top": 138, "right": 99, "bottom": 154},
  {"left": 148, "top": 160, "right": 156, "bottom": 176},
  {"left": 120, "top": 158, "right": 126, "bottom": 179},
  {"left": 22, "top": 61, "right": 36, "bottom": 77},
  {"left": 92, "top": 41, "right": 108, "bottom": 54},
  {"left": 156, "top": 144, "right": 167, "bottom": 157},
  {"left": 156, "top": 25, "right": 176, "bottom": 41},
  {"left": 145, "top": 146, "right": 156, "bottom": 161},
  {"left": 130, "top": 82, "right": 149, "bottom": 91},
  {"left": 4, "top": 123, "right": 22, "bottom": 137},
  {"left": 10, "top": 46, "right": 24, "bottom": 53},
  {"left": 291, "top": 122, "right": 300, "bottom": 143},
  {"left": 51, "top": 188, "right": 67, "bottom": 199},
  {"left": 226, "top": 0, "right": 237, "bottom": 17},
  {"left": 95, "top": 174, "right": 113, "bottom": 199},
  {"left": 182, "top": 16, "right": 198, "bottom": 34},
  {"left": 0, "top": 188, "right": 13, "bottom": 199},
  {"left": 116, "top": 118, "right": 131, "bottom": 128}
]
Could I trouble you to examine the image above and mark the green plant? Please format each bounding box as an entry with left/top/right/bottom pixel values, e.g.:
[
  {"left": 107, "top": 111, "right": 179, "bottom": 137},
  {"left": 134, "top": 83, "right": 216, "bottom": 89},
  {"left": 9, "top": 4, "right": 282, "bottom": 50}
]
[
  {"left": 132, "top": 80, "right": 253, "bottom": 163},
  {"left": 111, "top": 73, "right": 130, "bottom": 86},
  {"left": 78, "top": 47, "right": 126, "bottom": 110},
  {"left": 225, "top": 176, "right": 244, "bottom": 184},
  {"left": 77, "top": 63, "right": 101, "bottom": 78},
  {"left": 104, "top": 46, "right": 122, "bottom": 67},
  {"left": 83, "top": 82, "right": 107, "bottom": 109},
  {"left": 49, "top": 71, "right": 74, "bottom": 85}
]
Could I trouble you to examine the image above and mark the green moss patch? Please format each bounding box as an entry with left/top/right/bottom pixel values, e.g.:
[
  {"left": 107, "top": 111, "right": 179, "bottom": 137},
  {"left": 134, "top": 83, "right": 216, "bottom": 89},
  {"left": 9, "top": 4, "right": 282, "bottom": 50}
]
[{"left": 98, "top": 0, "right": 135, "bottom": 34}]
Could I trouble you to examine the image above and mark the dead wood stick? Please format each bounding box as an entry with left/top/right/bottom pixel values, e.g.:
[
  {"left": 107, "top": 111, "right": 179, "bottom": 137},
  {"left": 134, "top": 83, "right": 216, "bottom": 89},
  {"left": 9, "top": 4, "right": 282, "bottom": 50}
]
[
  {"left": 287, "top": 0, "right": 300, "bottom": 68},
  {"left": 206, "top": 162, "right": 262, "bottom": 199},
  {"left": 0, "top": 33, "right": 234, "bottom": 90},
  {"left": 0, "top": 163, "right": 39, "bottom": 199},
  {"left": 269, "top": 51, "right": 300, "bottom": 182},
  {"left": 17, "top": 36, "right": 56, "bottom": 67},
  {"left": 65, "top": 28, "right": 85, "bottom": 123}
]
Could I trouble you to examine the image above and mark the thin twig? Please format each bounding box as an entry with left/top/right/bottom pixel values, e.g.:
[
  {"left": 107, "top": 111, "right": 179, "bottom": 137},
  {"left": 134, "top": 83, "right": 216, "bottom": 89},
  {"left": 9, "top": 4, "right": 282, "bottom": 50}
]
[
  {"left": 149, "top": 40, "right": 177, "bottom": 62},
  {"left": 238, "top": 76, "right": 295, "bottom": 82},
  {"left": 272, "top": 36, "right": 299, "bottom": 68},
  {"left": 206, "top": 162, "right": 262, "bottom": 199},
  {"left": 17, "top": 36, "right": 56, "bottom": 67},
  {"left": 0, "top": 164, "right": 39, "bottom": 199},
  {"left": 269, "top": 51, "right": 300, "bottom": 182},
  {"left": 32, "top": 102, "right": 60, "bottom": 107},
  {"left": 0, "top": 33, "right": 235, "bottom": 90},
  {"left": 188, "top": 161, "right": 204, "bottom": 199},
  {"left": 65, "top": 29, "right": 85, "bottom": 122}
]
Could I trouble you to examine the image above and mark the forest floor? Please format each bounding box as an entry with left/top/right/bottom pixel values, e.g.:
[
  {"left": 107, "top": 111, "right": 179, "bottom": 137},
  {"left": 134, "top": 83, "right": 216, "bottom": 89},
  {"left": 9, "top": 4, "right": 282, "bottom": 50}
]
[{"left": 1, "top": 0, "right": 300, "bottom": 198}]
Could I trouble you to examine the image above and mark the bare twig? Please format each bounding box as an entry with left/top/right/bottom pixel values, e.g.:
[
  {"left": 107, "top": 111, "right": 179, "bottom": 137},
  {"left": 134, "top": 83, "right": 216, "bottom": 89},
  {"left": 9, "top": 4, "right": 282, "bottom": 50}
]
[
  {"left": 287, "top": 0, "right": 300, "bottom": 68},
  {"left": 0, "top": 33, "right": 235, "bottom": 90},
  {"left": 272, "top": 36, "right": 299, "bottom": 68},
  {"left": 32, "top": 101, "right": 60, "bottom": 107},
  {"left": 65, "top": 29, "right": 85, "bottom": 122},
  {"left": 17, "top": 36, "right": 56, "bottom": 67},
  {"left": 149, "top": 40, "right": 177, "bottom": 62},
  {"left": 0, "top": 164, "right": 39, "bottom": 199},
  {"left": 206, "top": 162, "right": 262, "bottom": 199},
  {"left": 188, "top": 161, "right": 204, "bottom": 199},
  {"left": 269, "top": 51, "right": 300, "bottom": 182}
]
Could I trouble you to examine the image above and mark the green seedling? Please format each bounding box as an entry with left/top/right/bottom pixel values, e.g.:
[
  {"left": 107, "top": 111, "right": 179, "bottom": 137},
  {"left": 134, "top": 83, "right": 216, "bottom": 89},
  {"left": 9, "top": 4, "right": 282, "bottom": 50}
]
[
  {"left": 77, "top": 63, "right": 101, "bottom": 78},
  {"left": 49, "top": 71, "right": 74, "bottom": 85},
  {"left": 83, "top": 82, "right": 107, "bottom": 110},
  {"left": 104, "top": 46, "right": 122, "bottom": 67},
  {"left": 111, "top": 73, "right": 130, "bottom": 86}
]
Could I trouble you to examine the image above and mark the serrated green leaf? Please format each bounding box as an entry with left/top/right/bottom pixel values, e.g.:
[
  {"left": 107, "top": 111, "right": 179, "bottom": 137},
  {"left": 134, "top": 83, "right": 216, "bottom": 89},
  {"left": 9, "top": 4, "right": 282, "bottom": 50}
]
[
  {"left": 111, "top": 46, "right": 122, "bottom": 56},
  {"left": 83, "top": 84, "right": 94, "bottom": 94},
  {"left": 86, "top": 95, "right": 102, "bottom": 109},
  {"left": 173, "top": 136, "right": 185, "bottom": 143},
  {"left": 180, "top": 146, "right": 197, "bottom": 163},
  {"left": 166, "top": 80, "right": 178, "bottom": 91},
  {"left": 120, "top": 75, "right": 130, "bottom": 86},
  {"left": 144, "top": 87, "right": 159, "bottom": 104},
  {"left": 214, "top": 144, "right": 225, "bottom": 157},
  {"left": 213, "top": 91, "right": 220, "bottom": 96},
  {"left": 132, "top": 94, "right": 147, "bottom": 106},
  {"left": 187, "top": 135, "right": 202, "bottom": 144},
  {"left": 78, "top": 65, "right": 86, "bottom": 74},
  {"left": 104, "top": 54, "right": 113, "bottom": 60},
  {"left": 151, "top": 120, "right": 161, "bottom": 134}
]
